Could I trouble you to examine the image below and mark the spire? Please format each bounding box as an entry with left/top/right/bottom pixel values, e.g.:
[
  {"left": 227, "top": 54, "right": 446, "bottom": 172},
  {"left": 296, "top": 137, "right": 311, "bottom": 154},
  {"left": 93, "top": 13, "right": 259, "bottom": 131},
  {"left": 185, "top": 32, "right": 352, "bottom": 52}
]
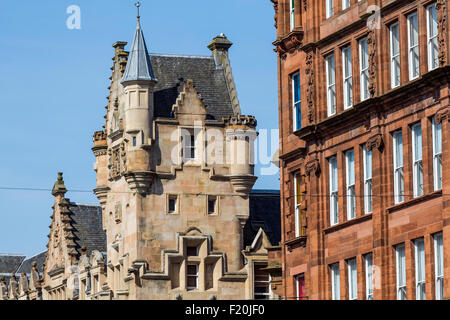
[{"left": 121, "top": 2, "right": 157, "bottom": 85}]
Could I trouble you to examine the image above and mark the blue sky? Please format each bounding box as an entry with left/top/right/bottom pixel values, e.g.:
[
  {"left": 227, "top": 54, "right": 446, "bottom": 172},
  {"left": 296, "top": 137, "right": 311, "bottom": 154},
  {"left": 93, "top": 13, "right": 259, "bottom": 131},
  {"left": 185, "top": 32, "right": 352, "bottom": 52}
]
[{"left": 0, "top": 0, "right": 279, "bottom": 256}]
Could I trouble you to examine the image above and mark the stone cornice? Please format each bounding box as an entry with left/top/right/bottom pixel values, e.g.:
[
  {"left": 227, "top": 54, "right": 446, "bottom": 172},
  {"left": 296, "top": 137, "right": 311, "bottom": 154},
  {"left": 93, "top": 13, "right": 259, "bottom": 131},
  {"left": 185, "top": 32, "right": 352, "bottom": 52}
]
[{"left": 295, "top": 66, "right": 450, "bottom": 141}]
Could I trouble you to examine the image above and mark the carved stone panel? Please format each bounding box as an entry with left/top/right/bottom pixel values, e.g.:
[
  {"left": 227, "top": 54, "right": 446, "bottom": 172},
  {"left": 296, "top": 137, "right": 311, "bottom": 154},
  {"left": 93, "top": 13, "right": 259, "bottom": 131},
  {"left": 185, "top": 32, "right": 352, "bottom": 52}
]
[
  {"left": 366, "top": 133, "right": 384, "bottom": 152},
  {"left": 108, "top": 141, "right": 127, "bottom": 180},
  {"left": 305, "top": 52, "right": 315, "bottom": 123},
  {"left": 437, "top": 0, "right": 448, "bottom": 67},
  {"left": 305, "top": 159, "right": 321, "bottom": 177},
  {"left": 367, "top": 29, "right": 377, "bottom": 98}
]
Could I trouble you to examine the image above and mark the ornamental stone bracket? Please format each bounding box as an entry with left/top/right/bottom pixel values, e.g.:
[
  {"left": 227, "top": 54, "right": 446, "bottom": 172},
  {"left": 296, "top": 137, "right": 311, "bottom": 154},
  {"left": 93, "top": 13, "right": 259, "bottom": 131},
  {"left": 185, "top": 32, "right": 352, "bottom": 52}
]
[
  {"left": 273, "top": 29, "right": 304, "bottom": 59},
  {"left": 366, "top": 133, "right": 384, "bottom": 152},
  {"left": 435, "top": 107, "right": 450, "bottom": 124},
  {"left": 228, "top": 175, "right": 258, "bottom": 195},
  {"left": 93, "top": 186, "right": 111, "bottom": 210},
  {"left": 305, "top": 159, "right": 320, "bottom": 177},
  {"left": 124, "top": 171, "right": 154, "bottom": 196}
]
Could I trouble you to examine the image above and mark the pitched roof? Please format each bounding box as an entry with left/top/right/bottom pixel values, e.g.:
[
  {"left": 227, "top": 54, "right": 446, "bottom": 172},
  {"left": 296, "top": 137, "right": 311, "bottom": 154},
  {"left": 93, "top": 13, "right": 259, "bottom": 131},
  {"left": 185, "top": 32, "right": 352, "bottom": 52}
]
[
  {"left": 69, "top": 203, "right": 106, "bottom": 256},
  {"left": 150, "top": 54, "right": 235, "bottom": 121},
  {"left": 121, "top": 22, "right": 157, "bottom": 84},
  {"left": 15, "top": 251, "right": 46, "bottom": 275},
  {"left": 244, "top": 190, "right": 281, "bottom": 247},
  {"left": 0, "top": 255, "right": 25, "bottom": 274}
]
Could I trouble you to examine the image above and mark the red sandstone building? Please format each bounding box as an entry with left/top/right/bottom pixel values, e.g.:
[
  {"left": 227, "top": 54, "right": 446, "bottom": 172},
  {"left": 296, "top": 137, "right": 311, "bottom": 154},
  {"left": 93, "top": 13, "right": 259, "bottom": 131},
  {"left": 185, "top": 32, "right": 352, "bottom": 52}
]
[{"left": 269, "top": 0, "right": 449, "bottom": 300}]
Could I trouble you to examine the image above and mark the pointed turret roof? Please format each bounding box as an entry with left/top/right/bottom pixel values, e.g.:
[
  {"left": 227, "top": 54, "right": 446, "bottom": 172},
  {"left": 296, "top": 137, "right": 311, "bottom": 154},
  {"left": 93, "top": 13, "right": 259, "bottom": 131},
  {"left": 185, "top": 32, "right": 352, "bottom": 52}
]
[{"left": 121, "top": 20, "right": 157, "bottom": 84}]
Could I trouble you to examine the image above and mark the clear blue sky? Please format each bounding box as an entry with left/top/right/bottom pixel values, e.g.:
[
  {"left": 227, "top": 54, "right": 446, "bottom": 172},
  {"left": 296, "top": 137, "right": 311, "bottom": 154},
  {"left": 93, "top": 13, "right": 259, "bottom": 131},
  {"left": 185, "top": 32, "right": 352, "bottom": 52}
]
[{"left": 0, "top": 0, "right": 279, "bottom": 256}]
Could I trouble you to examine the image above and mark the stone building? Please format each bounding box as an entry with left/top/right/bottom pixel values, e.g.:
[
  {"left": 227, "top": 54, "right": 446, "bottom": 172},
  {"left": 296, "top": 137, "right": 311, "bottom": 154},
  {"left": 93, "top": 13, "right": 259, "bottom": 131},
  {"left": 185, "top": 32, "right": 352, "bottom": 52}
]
[
  {"left": 87, "top": 9, "right": 282, "bottom": 299},
  {"left": 270, "top": 0, "right": 449, "bottom": 299}
]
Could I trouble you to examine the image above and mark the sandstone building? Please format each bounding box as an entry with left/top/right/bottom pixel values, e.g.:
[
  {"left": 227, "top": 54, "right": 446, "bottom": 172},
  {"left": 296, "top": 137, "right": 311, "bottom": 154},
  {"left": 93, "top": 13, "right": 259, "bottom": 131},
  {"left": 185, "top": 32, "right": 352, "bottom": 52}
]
[{"left": 270, "top": 0, "right": 449, "bottom": 299}]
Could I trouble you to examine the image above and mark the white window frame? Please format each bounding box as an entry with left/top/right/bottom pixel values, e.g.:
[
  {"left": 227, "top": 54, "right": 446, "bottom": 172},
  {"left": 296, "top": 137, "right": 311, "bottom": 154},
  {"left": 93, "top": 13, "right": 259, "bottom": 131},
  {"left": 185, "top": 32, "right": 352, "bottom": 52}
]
[
  {"left": 396, "top": 244, "right": 407, "bottom": 300},
  {"left": 342, "top": 46, "right": 353, "bottom": 109},
  {"left": 331, "top": 263, "right": 340, "bottom": 300},
  {"left": 326, "top": 54, "right": 336, "bottom": 116},
  {"left": 432, "top": 117, "right": 443, "bottom": 191},
  {"left": 290, "top": 0, "right": 295, "bottom": 31},
  {"left": 407, "top": 12, "right": 420, "bottom": 80},
  {"left": 329, "top": 156, "right": 339, "bottom": 226},
  {"left": 390, "top": 23, "right": 401, "bottom": 88},
  {"left": 345, "top": 150, "right": 356, "bottom": 220},
  {"left": 292, "top": 72, "right": 301, "bottom": 131},
  {"left": 434, "top": 232, "right": 444, "bottom": 300},
  {"left": 325, "top": 0, "right": 334, "bottom": 19},
  {"left": 427, "top": 3, "right": 439, "bottom": 71},
  {"left": 412, "top": 123, "right": 424, "bottom": 198},
  {"left": 181, "top": 127, "right": 201, "bottom": 163},
  {"left": 414, "top": 238, "right": 426, "bottom": 300},
  {"left": 393, "top": 130, "right": 404, "bottom": 204},
  {"left": 347, "top": 258, "right": 358, "bottom": 300},
  {"left": 363, "top": 145, "right": 373, "bottom": 214},
  {"left": 359, "top": 37, "right": 369, "bottom": 101},
  {"left": 294, "top": 173, "right": 302, "bottom": 238},
  {"left": 365, "top": 253, "right": 374, "bottom": 300}
]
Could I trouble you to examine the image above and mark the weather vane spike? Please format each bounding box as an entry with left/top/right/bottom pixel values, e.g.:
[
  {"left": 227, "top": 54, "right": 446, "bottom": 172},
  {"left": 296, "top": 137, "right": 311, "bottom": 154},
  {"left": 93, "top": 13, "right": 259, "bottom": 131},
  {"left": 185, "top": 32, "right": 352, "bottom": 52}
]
[{"left": 135, "top": 2, "right": 141, "bottom": 22}]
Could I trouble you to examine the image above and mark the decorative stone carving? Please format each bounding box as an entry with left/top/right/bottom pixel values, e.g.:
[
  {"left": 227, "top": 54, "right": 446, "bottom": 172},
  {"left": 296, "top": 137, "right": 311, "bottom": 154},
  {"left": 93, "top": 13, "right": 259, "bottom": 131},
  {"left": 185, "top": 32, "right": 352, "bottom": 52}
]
[
  {"left": 19, "top": 272, "right": 29, "bottom": 295},
  {"left": 270, "top": 0, "right": 278, "bottom": 28},
  {"left": 114, "top": 202, "right": 122, "bottom": 223},
  {"left": 305, "top": 159, "right": 320, "bottom": 177},
  {"left": 273, "top": 30, "right": 304, "bottom": 59},
  {"left": 0, "top": 276, "right": 7, "bottom": 300},
  {"left": 437, "top": 0, "right": 448, "bottom": 67},
  {"left": 108, "top": 141, "right": 127, "bottom": 180},
  {"left": 305, "top": 52, "right": 315, "bottom": 123},
  {"left": 367, "top": 29, "right": 377, "bottom": 98},
  {"left": 303, "top": 0, "right": 307, "bottom": 11},
  {"left": 30, "top": 262, "right": 41, "bottom": 290},
  {"left": 93, "top": 186, "right": 110, "bottom": 210},
  {"left": 435, "top": 107, "right": 450, "bottom": 124},
  {"left": 366, "top": 133, "right": 384, "bottom": 152},
  {"left": 9, "top": 275, "right": 19, "bottom": 300}
]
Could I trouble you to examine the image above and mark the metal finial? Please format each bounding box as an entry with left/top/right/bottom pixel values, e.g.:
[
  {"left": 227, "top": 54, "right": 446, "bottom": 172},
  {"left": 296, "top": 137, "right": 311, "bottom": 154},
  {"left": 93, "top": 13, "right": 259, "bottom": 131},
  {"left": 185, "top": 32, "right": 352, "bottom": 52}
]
[{"left": 135, "top": 2, "right": 141, "bottom": 22}]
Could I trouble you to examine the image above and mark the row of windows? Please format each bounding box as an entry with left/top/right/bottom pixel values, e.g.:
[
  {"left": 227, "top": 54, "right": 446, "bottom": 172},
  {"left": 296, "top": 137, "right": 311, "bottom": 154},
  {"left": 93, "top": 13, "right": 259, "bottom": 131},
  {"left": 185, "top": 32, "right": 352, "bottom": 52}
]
[
  {"left": 328, "top": 232, "right": 444, "bottom": 300},
  {"left": 291, "top": 3, "right": 439, "bottom": 131},
  {"left": 324, "top": 116, "right": 442, "bottom": 227},
  {"left": 289, "top": 0, "right": 364, "bottom": 31}
]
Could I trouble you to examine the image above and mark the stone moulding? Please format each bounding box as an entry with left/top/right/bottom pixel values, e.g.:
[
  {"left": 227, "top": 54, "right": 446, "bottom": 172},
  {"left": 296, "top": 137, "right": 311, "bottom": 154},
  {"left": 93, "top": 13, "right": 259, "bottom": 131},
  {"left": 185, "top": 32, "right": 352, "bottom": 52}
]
[
  {"left": 273, "top": 29, "right": 304, "bottom": 59},
  {"left": 305, "top": 159, "right": 320, "bottom": 177},
  {"left": 93, "top": 186, "right": 111, "bottom": 209},
  {"left": 124, "top": 171, "right": 154, "bottom": 196},
  {"left": 228, "top": 175, "right": 258, "bottom": 195},
  {"left": 435, "top": 107, "right": 450, "bottom": 124},
  {"left": 366, "top": 133, "right": 384, "bottom": 152}
]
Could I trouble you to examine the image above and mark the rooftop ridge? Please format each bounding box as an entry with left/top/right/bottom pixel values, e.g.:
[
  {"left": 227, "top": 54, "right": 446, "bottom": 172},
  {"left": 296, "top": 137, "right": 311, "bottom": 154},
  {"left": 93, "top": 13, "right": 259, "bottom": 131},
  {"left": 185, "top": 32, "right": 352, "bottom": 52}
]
[{"left": 149, "top": 53, "right": 213, "bottom": 59}]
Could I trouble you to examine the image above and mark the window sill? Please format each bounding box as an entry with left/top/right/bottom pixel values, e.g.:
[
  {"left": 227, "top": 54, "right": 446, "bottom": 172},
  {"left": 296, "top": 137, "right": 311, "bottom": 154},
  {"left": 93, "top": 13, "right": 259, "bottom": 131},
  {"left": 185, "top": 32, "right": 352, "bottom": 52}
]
[
  {"left": 387, "top": 190, "right": 442, "bottom": 214},
  {"left": 324, "top": 213, "right": 372, "bottom": 234},
  {"left": 284, "top": 236, "right": 307, "bottom": 252}
]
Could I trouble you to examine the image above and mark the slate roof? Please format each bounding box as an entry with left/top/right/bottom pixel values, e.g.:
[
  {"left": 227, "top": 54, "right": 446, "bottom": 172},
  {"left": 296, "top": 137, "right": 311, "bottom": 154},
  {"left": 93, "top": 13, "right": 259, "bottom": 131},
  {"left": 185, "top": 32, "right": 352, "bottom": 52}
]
[
  {"left": 121, "top": 22, "right": 157, "bottom": 84},
  {"left": 69, "top": 203, "right": 106, "bottom": 256},
  {"left": 150, "top": 54, "right": 235, "bottom": 121},
  {"left": 0, "top": 255, "right": 25, "bottom": 275},
  {"left": 244, "top": 190, "right": 281, "bottom": 247},
  {"left": 15, "top": 251, "right": 46, "bottom": 275}
]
